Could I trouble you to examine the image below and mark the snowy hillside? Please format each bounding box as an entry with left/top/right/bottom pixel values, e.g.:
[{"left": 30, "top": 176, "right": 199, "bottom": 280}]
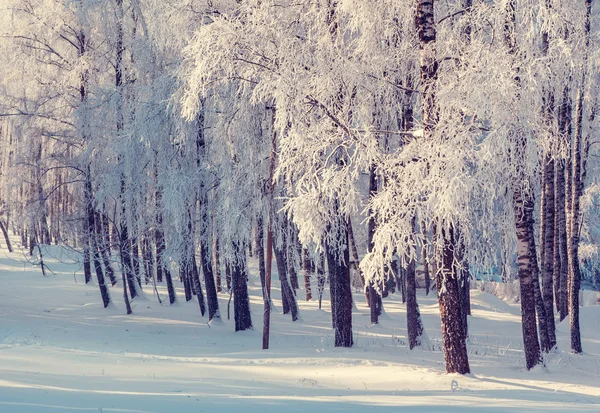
[{"left": 1, "top": 244, "right": 599, "bottom": 413}]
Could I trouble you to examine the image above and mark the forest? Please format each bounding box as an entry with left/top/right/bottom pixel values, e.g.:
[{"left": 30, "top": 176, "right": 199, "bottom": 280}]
[{"left": 0, "top": 0, "right": 599, "bottom": 396}]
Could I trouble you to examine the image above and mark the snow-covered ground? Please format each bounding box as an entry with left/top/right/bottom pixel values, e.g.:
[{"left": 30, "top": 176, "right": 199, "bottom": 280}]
[{"left": 1, "top": 244, "right": 599, "bottom": 412}]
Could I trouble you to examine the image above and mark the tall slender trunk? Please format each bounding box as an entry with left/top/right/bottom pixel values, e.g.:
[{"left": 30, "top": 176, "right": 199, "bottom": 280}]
[
  {"left": 181, "top": 210, "right": 195, "bottom": 303},
  {"left": 196, "top": 101, "right": 220, "bottom": 321},
  {"left": 454, "top": 234, "right": 470, "bottom": 340},
  {"left": 257, "top": 215, "right": 270, "bottom": 349},
  {"left": 302, "top": 248, "right": 313, "bottom": 301},
  {"left": 539, "top": 6, "right": 556, "bottom": 349},
  {"left": 77, "top": 5, "right": 92, "bottom": 285},
  {"left": 416, "top": 0, "right": 468, "bottom": 373},
  {"left": 421, "top": 224, "right": 430, "bottom": 296},
  {"left": 541, "top": 156, "right": 557, "bottom": 348},
  {"left": 86, "top": 170, "right": 110, "bottom": 308},
  {"left": 213, "top": 236, "right": 222, "bottom": 292},
  {"left": 273, "top": 214, "right": 299, "bottom": 321},
  {"left": 437, "top": 225, "right": 470, "bottom": 373},
  {"left": 367, "top": 164, "right": 382, "bottom": 324},
  {"left": 514, "top": 188, "right": 542, "bottom": 369},
  {"left": 567, "top": 0, "right": 591, "bottom": 355},
  {"left": 142, "top": 233, "right": 154, "bottom": 285},
  {"left": 325, "top": 215, "right": 353, "bottom": 347},
  {"left": 407, "top": 218, "right": 424, "bottom": 349},
  {"left": 232, "top": 242, "right": 252, "bottom": 331},
  {"left": 187, "top": 210, "right": 206, "bottom": 316},
  {"left": 83, "top": 241, "right": 92, "bottom": 284},
  {"left": 557, "top": 88, "right": 571, "bottom": 321},
  {"left": 287, "top": 223, "right": 300, "bottom": 292},
  {"left": 200, "top": 228, "right": 220, "bottom": 321},
  {"left": 317, "top": 252, "right": 326, "bottom": 309},
  {"left": 504, "top": 0, "right": 542, "bottom": 370},
  {"left": 131, "top": 227, "right": 141, "bottom": 288},
  {"left": 96, "top": 211, "right": 116, "bottom": 286},
  {"left": 553, "top": 161, "right": 562, "bottom": 314},
  {"left": 529, "top": 225, "right": 551, "bottom": 352},
  {"left": 155, "top": 183, "right": 175, "bottom": 304},
  {"left": 0, "top": 220, "right": 12, "bottom": 253}
]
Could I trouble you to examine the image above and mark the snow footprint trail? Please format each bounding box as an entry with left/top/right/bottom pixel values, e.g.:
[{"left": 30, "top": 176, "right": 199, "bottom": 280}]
[{"left": 0, "top": 245, "right": 600, "bottom": 412}]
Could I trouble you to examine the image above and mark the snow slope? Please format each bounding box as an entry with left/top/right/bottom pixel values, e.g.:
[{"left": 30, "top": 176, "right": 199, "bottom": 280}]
[{"left": 1, "top": 244, "right": 599, "bottom": 412}]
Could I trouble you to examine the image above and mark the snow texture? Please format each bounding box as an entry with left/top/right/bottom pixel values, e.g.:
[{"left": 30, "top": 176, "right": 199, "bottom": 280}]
[{"left": 0, "top": 243, "right": 599, "bottom": 412}]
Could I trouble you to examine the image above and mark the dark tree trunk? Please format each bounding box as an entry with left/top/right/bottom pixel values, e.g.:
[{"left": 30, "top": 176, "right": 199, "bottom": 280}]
[
  {"left": 325, "top": 217, "right": 353, "bottom": 348},
  {"left": 514, "top": 188, "right": 542, "bottom": 369},
  {"left": 302, "top": 248, "right": 312, "bottom": 301},
  {"left": 214, "top": 236, "right": 222, "bottom": 292},
  {"left": 557, "top": 91, "right": 571, "bottom": 321},
  {"left": 273, "top": 216, "right": 299, "bottom": 321},
  {"left": 191, "top": 248, "right": 206, "bottom": 316},
  {"left": 85, "top": 170, "right": 110, "bottom": 308},
  {"left": 287, "top": 223, "right": 300, "bottom": 292},
  {"left": 398, "top": 263, "right": 407, "bottom": 303},
  {"left": 181, "top": 211, "right": 195, "bottom": 303},
  {"left": 83, "top": 241, "right": 92, "bottom": 284},
  {"left": 181, "top": 261, "right": 193, "bottom": 302},
  {"left": 566, "top": 0, "right": 590, "bottom": 355},
  {"left": 416, "top": 0, "right": 468, "bottom": 374},
  {"left": 541, "top": 156, "right": 557, "bottom": 348},
  {"left": 96, "top": 212, "right": 116, "bottom": 286},
  {"left": 406, "top": 219, "right": 424, "bottom": 349},
  {"left": 154, "top": 160, "right": 175, "bottom": 304},
  {"left": 529, "top": 204, "right": 551, "bottom": 353},
  {"left": 155, "top": 215, "right": 175, "bottom": 304},
  {"left": 115, "top": 0, "right": 133, "bottom": 312},
  {"left": 232, "top": 242, "right": 252, "bottom": 331},
  {"left": 437, "top": 225, "right": 470, "bottom": 374},
  {"left": 274, "top": 239, "right": 289, "bottom": 314},
  {"left": 225, "top": 262, "right": 232, "bottom": 291},
  {"left": 366, "top": 165, "right": 382, "bottom": 323},
  {"left": 117, "top": 212, "right": 138, "bottom": 298},
  {"left": 0, "top": 220, "right": 13, "bottom": 253},
  {"left": 257, "top": 216, "right": 271, "bottom": 349},
  {"left": 195, "top": 102, "right": 220, "bottom": 318},
  {"left": 131, "top": 236, "right": 141, "bottom": 288},
  {"left": 454, "top": 235, "right": 470, "bottom": 339},
  {"left": 200, "top": 233, "right": 220, "bottom": 321},
  {"left": 539, "top": 0, "right": 556, "bottom": 350},
  {"left": 553, "top": 161, "right": 562, "bottom": 314},
  {"left": 141, "top": 234, "right": 154, "bottom": 285},
  {"left": 504, "top": 0, "right": 543, "bottom": 369},
  {"left": 317, "top": 252, "right": 326, "bottom": 310},
  {"left": 422, "top": 229, "right": 431, "bottom": 296},
  {"left": 119, "top": 190, "right": 138, "bottom": 298}
]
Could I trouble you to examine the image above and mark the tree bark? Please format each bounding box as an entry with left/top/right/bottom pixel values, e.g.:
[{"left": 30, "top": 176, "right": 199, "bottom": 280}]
[
  {"left": 367, "top": 165, "right": 382, "bottom": 323},
  {"left": 302, "top": 248, "right": 313, "bottom": 301},
  {"left": 325, "top": 216, "right": 353, "bottom": 347},
  {"left": 529, "top": 195, "right": 551, "bottom": 354},
  {"left": 421, "top": 225, "right": 431, "bottom": 296},
  {"left": 407, "top": 219, "right": 424, "bottom": 349},
  {"left": 274, "top": 215, "right": 299, "bottom": 321},
  {"left": 85, "top": 170, "right": 110, "bottom": 308},
  {"left": 232, "top": 242, "right": 252, "bottom": 331},
  {"left": 556, "top": 91, "right": 571, "bottom": 321},
  {"left": 0, "top": 220, "right": 13, "bottom": 253},
  {"left": 437, "top": 225, "right": 470, "bottom": 374},
  {"left": 416, "top": 0, "right": 468, "bottom": 373},
  {"left": 96, "top": 211, "right": 116, "bottom": 286},
  {"left": 257, "top": 215, "right": 271, "bottom": 349},
  {"left": 514, "top": 188, "right": 542, "bottom": 369},
  {"left": 541, "top": 156, "right": 557, "bottom": 348}
]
